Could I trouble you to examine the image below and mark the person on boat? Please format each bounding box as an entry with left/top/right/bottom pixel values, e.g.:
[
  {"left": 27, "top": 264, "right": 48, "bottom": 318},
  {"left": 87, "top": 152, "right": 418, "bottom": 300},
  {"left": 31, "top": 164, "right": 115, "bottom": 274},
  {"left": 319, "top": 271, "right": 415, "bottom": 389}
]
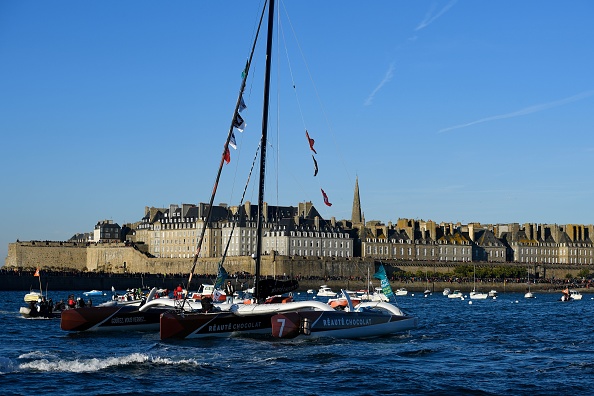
[
  {"left": 38, "top": 297, "right": 50, "bottom": 317},
  {"left": 174, "top": 284, "right": 184, "bottom": 299},
  {"left": 225, "top": 281, "right": 235, "bottom": 304},
  {"left": 54, "top": 300, "right": 65, "bottom": 311},
  {"left": 201, "top": 296, "right": 214, "bottom": 313},
  {"left": 67, "top": 295, "right": 76, "bottom": 309}
]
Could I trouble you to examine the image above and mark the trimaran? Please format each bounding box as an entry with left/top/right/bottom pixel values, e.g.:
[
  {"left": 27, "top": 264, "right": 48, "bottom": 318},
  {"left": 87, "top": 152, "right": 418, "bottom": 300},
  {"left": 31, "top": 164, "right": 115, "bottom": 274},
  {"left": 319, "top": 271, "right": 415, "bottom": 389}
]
[{"left": 159, "top": 0, "right": 417, "bottom": 340}]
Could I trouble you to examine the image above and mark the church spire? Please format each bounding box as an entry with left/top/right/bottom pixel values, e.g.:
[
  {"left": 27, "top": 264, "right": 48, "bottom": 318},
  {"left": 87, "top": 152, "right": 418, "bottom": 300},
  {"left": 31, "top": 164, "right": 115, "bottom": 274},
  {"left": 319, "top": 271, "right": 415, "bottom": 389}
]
[{"left": 351, "top": 176, "right": 362, "bottom": 224}]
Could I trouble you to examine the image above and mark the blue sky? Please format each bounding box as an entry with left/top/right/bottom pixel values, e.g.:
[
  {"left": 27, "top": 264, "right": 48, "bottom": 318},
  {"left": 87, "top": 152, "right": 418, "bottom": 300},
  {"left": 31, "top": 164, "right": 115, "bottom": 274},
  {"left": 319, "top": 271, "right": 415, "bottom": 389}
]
[{"left": 1, "top": 0, "right": 593, "bottom": 264}]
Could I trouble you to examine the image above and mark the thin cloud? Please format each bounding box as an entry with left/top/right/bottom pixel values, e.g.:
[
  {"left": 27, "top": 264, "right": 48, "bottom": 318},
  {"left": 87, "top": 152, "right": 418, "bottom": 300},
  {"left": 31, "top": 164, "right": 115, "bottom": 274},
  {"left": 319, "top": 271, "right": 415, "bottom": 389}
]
[
  {"left": 364, "top": 63, "right": 395, "bottom": 106},
  {"left": 438, "top": 90, "right": 594, "bottom": 133},
  {"left": 416, "top": 0, "right": 458, "bottom": 31}
]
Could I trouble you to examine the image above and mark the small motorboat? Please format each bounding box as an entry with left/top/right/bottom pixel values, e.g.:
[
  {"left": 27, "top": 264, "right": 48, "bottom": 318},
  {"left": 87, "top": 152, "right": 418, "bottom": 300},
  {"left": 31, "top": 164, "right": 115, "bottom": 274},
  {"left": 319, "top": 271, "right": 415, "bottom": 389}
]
[
  {"left": 190, "top": 284, "right": 227, "bottom": 302},
  {"left": 317, "top": 285, "right": 337, "bottom": 297},
  {"left": 488, "top": 290, "right": 498, "bottom": 297},
  {"left": 394, "top": 288, "right": 408, "bottom": 296},
  {"left": 358, "top": 287, "right": 389, "bottom": 302},
  {"left": 447, "top": 290, "right": 463, "bottom": 299},
  {"left": 83, "top": 290, "right": 105, "bottom": 297},
  {"left": 570, "top": 290, "right": 583, "bottom": 300},
  {"left": 442, "top": 288, "right": 451, "bottom": 296}
]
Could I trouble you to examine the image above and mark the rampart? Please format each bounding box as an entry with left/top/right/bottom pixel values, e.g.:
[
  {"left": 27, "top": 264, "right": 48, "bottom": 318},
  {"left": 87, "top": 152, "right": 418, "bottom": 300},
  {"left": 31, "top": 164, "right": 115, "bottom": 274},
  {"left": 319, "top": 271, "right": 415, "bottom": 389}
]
[
  {"left": 5, "top": 241, "right": 88, "bottom": 270},
  {"left": 5, "top": 241, "right": 594, "bottom": 281}
]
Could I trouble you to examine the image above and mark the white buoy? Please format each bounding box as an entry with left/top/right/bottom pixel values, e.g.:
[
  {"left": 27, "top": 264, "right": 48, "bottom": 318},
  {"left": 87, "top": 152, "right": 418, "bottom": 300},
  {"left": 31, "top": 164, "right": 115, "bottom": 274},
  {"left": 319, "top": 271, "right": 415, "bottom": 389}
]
[{"left": 468, "top": 301, "right": 473, "bottom": 305}]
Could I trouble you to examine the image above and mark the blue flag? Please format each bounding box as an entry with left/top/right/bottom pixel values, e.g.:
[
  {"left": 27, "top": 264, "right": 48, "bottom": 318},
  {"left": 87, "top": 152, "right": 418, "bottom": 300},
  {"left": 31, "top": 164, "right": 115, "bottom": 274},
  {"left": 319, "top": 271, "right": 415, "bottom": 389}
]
[
  {"left": 373, "top": 264, "right": 395, "bottom": 300},
  {"left": 214, "top": 265, "right": 228, "bottom": 289}
]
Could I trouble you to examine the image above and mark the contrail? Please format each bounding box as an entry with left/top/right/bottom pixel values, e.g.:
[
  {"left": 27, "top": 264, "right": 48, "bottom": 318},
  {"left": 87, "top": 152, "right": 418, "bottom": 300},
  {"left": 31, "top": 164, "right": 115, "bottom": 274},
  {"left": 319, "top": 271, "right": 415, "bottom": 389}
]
[
  {"left": 364, "top": 63, "right": 395, "bottom": 106},
  {"left": 438, "top": 90, "right": 594, "bottom": 133},
  {"left": 416, "top": 0, "right": 458, "bottom": 31}
]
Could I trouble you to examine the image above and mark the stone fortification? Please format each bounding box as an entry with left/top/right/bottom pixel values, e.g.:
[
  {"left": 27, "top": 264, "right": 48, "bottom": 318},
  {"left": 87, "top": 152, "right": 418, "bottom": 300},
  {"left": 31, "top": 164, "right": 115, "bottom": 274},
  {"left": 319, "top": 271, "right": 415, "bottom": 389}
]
[
  {"left": 6, "top": 241, "right": 378, "bottom": 278},
  {"left": 5, "top": 242, "right": 593, "bottom": 281},
  {"left": 5, "top": 241, "right": 87, "bottom": 270}
]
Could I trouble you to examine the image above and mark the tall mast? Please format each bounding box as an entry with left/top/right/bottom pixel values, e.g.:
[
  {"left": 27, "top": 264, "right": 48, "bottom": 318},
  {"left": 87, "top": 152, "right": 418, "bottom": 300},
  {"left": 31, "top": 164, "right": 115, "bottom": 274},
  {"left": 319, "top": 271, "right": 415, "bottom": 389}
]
[{"left": 254, "top": 0, "right": 274, "bottom": 301}]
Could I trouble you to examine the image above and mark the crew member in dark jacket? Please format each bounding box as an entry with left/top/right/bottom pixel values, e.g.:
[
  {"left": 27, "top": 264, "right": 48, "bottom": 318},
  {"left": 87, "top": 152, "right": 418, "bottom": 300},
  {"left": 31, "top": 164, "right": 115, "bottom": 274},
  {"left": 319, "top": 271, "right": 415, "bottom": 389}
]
[{"left": 225, "top": 281, "right": 235, "bottom": 303}]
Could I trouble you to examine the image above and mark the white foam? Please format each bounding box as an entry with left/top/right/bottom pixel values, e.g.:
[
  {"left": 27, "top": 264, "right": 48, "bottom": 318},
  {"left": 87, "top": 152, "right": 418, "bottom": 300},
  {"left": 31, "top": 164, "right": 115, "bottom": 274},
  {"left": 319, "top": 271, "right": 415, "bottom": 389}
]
[{"left": 18, "top": 352, "right": 204, "bottom": 373}]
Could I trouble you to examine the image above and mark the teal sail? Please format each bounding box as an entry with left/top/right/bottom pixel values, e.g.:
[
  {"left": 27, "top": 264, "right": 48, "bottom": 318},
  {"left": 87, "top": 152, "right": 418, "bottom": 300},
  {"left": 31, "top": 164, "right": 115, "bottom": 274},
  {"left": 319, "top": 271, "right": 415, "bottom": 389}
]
[
  {"left": 373, "top": 263, "right": 395, "bottom": 301},
  {"left": 213, "top": 265, "right": 228, "bottom": 289}
]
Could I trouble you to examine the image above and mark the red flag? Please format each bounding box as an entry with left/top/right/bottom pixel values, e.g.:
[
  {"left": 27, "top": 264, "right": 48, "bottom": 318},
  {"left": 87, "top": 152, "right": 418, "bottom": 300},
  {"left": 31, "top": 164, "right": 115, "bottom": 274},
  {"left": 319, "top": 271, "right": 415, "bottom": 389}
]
[
  {"left": 224, "top": 147, "right": 230, "bottom": 164},
  {"left": 306, "top": 130, "right": 317, "bottom": 154},
  {"left": 321, "top": 189, "right": 332, "bottom": 207},
  {"left": 34, "top": 268, "right": 40, "bottom": 277}
]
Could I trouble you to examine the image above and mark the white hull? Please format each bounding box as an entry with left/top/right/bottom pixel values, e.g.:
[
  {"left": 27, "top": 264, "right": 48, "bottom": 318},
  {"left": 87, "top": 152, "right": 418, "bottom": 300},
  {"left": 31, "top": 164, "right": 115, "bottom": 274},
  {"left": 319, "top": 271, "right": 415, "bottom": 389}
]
[
  {"left": 469, "top": 291, "right": 489, "bottom": 300},
  {"left": 235, "top": 300, "right": 334, "bottom": 315},
  {"left": 570, "top": 290, "right": 583, "bottom": 300},
  {"left": 524, "top": 292, "right": 535, "bottom": 298}
]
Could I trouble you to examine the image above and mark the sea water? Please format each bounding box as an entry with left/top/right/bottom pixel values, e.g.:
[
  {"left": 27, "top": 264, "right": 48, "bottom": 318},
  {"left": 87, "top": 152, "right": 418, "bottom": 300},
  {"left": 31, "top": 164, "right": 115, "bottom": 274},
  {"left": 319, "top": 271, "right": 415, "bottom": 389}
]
[{"left": 0, "top": 290, "right": 593, "bottom": 395}]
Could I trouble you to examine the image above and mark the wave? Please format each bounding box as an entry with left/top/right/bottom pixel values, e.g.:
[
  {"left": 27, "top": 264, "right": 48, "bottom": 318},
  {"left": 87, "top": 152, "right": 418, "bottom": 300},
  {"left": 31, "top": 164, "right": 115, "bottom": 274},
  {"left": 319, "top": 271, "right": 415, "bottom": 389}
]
[{"left": 18, "top": 352, "right": 205, "bottom": 373}]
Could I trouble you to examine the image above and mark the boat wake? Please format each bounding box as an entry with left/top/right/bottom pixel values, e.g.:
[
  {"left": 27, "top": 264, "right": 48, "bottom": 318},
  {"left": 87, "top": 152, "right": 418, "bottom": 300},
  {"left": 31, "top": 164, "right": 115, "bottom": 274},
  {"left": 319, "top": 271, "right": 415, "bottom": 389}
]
[{"left": 17, "top": 352, "right": 207, "bottom": 373}]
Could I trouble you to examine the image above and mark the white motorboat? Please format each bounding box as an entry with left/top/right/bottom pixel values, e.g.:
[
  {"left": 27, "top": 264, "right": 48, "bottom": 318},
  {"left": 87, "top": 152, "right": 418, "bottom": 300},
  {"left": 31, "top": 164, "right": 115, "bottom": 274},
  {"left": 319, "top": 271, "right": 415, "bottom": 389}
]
[
  {"left": 442, "top": 288, "right": 451, "bottom": 296},
  {"left": 447, "top": 290, "right": 463, "bottom": 299},
  {"left": 488, "top": 290, "right": 498, "bottom": 297},
  {"left": 83, "top": 290, "right": 105, "bottom": 297},
  {"left": 395, "top": 288, "right": 408, "bottom": 296},
  {"left": 190, "top": 284, "right": 227, "bottom": 302},
  {"left": 24, "top": 291, "right": 42, "bottom": 303},
  {"left": 317, "top": 285, "right": 337, "bottom": 297},
  {"left": 570, "top": 290, "right": 583, "bottom": 300},
  {"left": 359, "top": 287, "right": 390, "bottom": 302}
]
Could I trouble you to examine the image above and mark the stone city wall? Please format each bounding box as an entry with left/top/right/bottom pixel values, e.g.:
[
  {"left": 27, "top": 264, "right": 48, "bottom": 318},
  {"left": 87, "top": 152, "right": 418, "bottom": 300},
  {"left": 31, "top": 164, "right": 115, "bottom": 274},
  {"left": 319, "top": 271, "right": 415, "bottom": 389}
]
[
  {"left": 6, "top": 242, "right": 592, "bottom": 281},
  {"left": 5, "top": 241, "right": 87, "bottom": 270}
]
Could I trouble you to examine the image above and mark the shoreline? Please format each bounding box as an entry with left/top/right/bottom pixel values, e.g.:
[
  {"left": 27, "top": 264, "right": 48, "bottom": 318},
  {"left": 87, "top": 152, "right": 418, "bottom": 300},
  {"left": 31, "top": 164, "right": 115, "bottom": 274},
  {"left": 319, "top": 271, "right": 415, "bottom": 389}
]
[{"left": 0, "top": 271, "right": 589, "bottom": 294}]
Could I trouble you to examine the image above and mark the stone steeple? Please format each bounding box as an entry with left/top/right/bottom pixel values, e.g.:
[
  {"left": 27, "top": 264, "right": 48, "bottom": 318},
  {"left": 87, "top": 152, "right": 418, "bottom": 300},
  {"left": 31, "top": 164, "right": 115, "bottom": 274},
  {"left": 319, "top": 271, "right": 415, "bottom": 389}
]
[{"left": 352, "top": 176, "right": 363, "bottom": 224}]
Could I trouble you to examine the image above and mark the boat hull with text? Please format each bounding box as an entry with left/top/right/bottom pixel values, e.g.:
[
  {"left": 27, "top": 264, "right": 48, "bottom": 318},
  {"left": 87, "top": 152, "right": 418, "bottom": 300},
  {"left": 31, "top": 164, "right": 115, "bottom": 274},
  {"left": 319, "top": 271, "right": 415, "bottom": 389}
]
[
  {"left": 160, "top": 300, "right": 335, "bottom": 340},
  {"left": 60, "top": 305, "right": 166, "bottom": 332},
  {"left": 60, "top": 288, "right": 200, "bottom": 332},
  {"left": 271, "top": 302, "right": 417, "bottom": 339}
]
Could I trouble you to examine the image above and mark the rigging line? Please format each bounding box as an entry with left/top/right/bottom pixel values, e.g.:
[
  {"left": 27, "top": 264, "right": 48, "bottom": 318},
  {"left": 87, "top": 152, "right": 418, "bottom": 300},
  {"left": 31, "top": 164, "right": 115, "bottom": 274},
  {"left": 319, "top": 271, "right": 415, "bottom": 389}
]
[
  {"left": 277, "top": 4, "right": 332, "bottom": 208},
  {"left": 181, "top": 0, "right": 269, "bottom": 309},
  {"left": 278, "top": 8, "right": 307, "bottom": 132},
  {"left": 280, "top": 0, "right": 353, "bottom": 186},
  {"left": 228, "top": 2, "right": 267, "bottom": 207}
]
